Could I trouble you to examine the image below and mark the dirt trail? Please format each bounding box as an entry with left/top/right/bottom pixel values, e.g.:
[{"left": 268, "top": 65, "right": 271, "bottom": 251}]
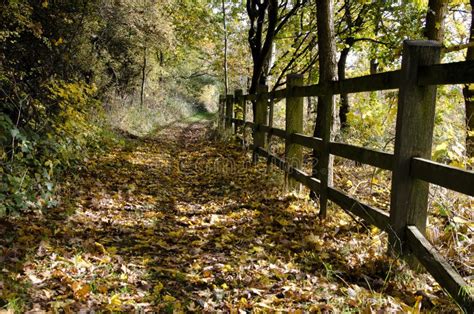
[{"left": 0, "top": 119, "right": 459, "bottom": 312}]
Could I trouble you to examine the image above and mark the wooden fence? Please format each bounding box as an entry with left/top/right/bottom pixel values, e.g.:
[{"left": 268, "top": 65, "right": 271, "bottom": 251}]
[{"left": 218, "top": 40, "right": 474, "bottom": 312}]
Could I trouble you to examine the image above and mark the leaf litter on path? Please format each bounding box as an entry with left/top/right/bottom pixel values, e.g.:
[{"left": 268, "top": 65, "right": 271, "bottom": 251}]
[{"left": 0, "top": 120, "right": 462, "bottom": 312}]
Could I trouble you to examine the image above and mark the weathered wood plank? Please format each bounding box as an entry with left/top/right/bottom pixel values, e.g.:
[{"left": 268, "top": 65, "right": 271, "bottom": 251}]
[
  {"left": 407, "top": 226, "right": 474, "bottom": 312},
  {"left": 266, "top": 97, "right": 275, "bottom": 173},
  {"left": 290, "top": 70, "right": 401, "bottom": 98},
  {"left": 292, "top": 133, "right": 323, "bottom": 151},
  {"left": 269, "top": 126, "right": 288, "bottom": 139},
  {"left": 258, "top": 125, "right": 284, "bottom": 139},
  {"left": 418, "top": 60, "right": 474, "bottom": 86},
  {"left": 234, "top": 90, "right": 243, "bottom": 135},
  {"left": 242, "top": 96, "right": 248, "bottom": 148},
  {"left": 330, "top": 142, "right": 394, "bottom": 170},
  {"left": 255, "top": 147, "right": 321, "bottom": 192},
  {"left": 336, "top": 70, "right": 401, "bottom": 94},
  {"left": 253, "top": 85, "right": 268, "bottom": 163},
  {"left": 286, "top": 74, "right": 304, "bottom": 192},
  {"left": 411, "top": 158, "right": 474, "bottom": 196},
  {"left": 258, "top": 127, "right": 320, "bottom": 145},
  {"left": 292, "top": 83, "right": 328, "bottom": 98},
  {"left": 293, "top": 168, "right": 321, "bottom": 193},
  {"left": 256, "top": 147, "right": 284, "bottom": 170},
  {"left": 218, "top": 95, "right": 225, "bottom": 132},
  {"left": 327, "top": 187, "right": 390, "bottom": 231},
  {"left": 389, "top": 40, "right": 441, "bottom": 254},
  {"left": 313, "top": 87, "right": 335, "bottom": 218},
  {"left": 270, "top": 89, "right": 287, "bottom": 100},
  {"left": 225, "top": 95, "right": 234, "bottom": 132},
  {"left": 238, "top": 60, "right": 473, "bottom": 101},
  {"left": 272, "top": 127, "right": 288, "bottom": 139}
]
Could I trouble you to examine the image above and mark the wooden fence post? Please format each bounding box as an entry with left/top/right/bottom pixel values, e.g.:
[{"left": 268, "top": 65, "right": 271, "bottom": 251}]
[
  {"left": 266, "top": 97, "right": 275, "bottom": 174},
  {"left": 285, "top": 74, "right": 304, "bottom": 192},
  {"left": 234, "top": 89, "right": 243, "bottom": 135},
  {"left": 314, "top": 89, "right": 335, "bottom": 220},
  {"left": 242, "top": 94, "right": 248, "bottom": 148},
  {"left": 218, "top": 95, "right": 225, "bottom": 132},
  {"left": 389, "top": 40, "right": 441, "bottom": 256},
  {"left": 225, "top": 94, "right": 234, "bottom": 135},
  {"left": 253, "top": 85, "right": 268, "bottom": 163}
]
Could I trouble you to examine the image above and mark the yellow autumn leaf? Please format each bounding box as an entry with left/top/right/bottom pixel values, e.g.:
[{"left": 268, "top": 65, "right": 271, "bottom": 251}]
[
  {"left": 157, "top": 239, "right": 171, "bottom": 249},
  {"left": 276, "top": 217, "right": 290, "bottom": 226},
  {"left": 94, "top": 242, "right": 107, "bottom": 254},
  {"left": 413, "top": 295, "right": 423, "bottom": 314},
  {"left": 107, "top": 246, "right": 118, "bottom": 255},
  {"left": 153, "top": 282, "right": 164, "bottom": 295},
  {"left": 53, "top": 37, "right": 64, "bottom": 46},
  {"left": 168, "top": 230, "right": 184, "bottom": 238},
  {"left": 109, "top": 294, "right": 122, "bottom": 307},
  {"left": 163, "top": 295, "right": 176, "bottom": 302},
  {"left": 251, "top": 246, "right": 264, "bottom": 253},
  {"left": 371, "top": 226, "right": 380, "bottom": 235}
]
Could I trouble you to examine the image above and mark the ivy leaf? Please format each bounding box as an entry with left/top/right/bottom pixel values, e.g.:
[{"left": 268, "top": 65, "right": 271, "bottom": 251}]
[{"left": 10, "top": 128, "right": 19, "bottom": 139}]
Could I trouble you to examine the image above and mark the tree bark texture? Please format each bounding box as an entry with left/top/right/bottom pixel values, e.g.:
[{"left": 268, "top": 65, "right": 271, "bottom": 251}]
[
  {"left": 424, "top": 0, "right": 447, "bottom": 42},
  {"left": 464, "top": 0, "right": 474, "bottom": 159}
]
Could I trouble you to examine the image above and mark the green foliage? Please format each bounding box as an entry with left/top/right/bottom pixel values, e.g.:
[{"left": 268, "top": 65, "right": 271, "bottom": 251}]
[
  {"left": 0, "top": 0, "right": 226, "bottom": 215},
  {"left": 433, "top": 86, "right": 472, "bottom": 167},
  {"left": 345, "top": 91, "right": 398, "bottom": 152},
  {"left": 0, "top": 79, "right": 103, "bottom": 215}
]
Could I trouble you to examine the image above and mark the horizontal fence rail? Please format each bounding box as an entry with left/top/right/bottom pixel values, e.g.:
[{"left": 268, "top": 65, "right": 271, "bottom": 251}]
[
  {"left": 411, "top": 158, "right": 474, "bottom": 196},
  {"left": 242, "top": 60, "right": 474, "bottom": 102},
  {"left": 407, "top": 226, "right": 474, "bottom": 309},
  {"left": 329, "top": 142, "right": 394, "bottom": 170},
  {"left": 418, "top": 60, "right": 474, "bottom": 86},
  {"left": 219, "top": 40, "right": 474, "bottom": 312}
]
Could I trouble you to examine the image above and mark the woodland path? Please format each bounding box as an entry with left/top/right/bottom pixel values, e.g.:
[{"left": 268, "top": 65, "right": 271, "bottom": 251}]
[{"left": 0, "top": 116, "right": 460, "bottom": 312}]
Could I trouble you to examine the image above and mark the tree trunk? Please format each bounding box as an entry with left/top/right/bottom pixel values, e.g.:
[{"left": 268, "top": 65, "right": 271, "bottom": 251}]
[
  {"left": 222, "top": 0, "right": 229, "bottom": 96},
  {"left": 338, "top": 0, "right": 352, "bottom": 132},
  {"left": 140, "top": 46, "right": 147, "bottom": 108},
  {"left": 370, "top": 59, "right": 378, "bottom": 75},
  {"left": 370, "top": 7, "right": 381, "bottom": 75},
  {"left": 247, "top": 0, "right": 278, "bottom": 95},
  {"left": 312, "top": 0, "right": 338, "bottom": 206},
  {"left": 424, "top": 0, "right": 448, "bottom": 42},
  {"left": 159, "top": 50, "right": 164, "bottom": 83},
  {"left": 307, "top": 38, "right": 316, "bottom": 119},
  {"left": 338, "top": 46, "right": 350, "bottom": 130},
  {"left": 464, "top": 0, "right": 474, "bottom": 159}
]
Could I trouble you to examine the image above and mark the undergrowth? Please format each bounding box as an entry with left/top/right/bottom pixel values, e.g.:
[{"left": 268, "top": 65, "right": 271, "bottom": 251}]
[{"left": 0, "top": 79, "right": 118, "bottom": 216}]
